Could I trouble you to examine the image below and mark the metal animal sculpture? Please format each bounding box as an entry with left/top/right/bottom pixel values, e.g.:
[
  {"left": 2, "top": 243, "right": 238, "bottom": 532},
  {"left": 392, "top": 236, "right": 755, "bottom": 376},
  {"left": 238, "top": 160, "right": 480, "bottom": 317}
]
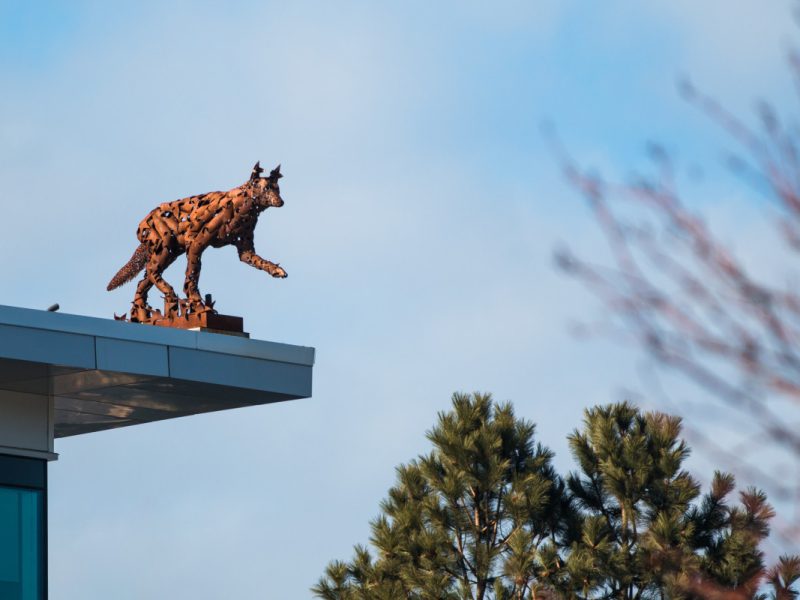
[{"left": 107, "top": 162, "right": 287, "bottom": 324}]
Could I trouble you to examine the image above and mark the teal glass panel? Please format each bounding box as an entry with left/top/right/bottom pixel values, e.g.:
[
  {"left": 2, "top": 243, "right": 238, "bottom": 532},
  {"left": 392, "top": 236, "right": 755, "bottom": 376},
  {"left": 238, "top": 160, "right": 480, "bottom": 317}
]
[{"left": 0, "top": 486, "right": 41, "bottom": 600}]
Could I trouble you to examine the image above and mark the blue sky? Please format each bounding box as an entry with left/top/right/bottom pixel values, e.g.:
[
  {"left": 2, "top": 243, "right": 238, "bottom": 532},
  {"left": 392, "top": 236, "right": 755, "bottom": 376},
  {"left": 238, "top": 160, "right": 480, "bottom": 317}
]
[{"left": 0, "top": 1, "right": 796, "bottom": 597}]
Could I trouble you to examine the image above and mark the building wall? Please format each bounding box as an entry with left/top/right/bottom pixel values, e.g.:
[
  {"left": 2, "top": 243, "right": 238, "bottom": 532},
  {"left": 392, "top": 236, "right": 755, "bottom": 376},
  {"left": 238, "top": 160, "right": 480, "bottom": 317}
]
[{"left": 0, "top": 392, "right": 54, "bottom": 460}]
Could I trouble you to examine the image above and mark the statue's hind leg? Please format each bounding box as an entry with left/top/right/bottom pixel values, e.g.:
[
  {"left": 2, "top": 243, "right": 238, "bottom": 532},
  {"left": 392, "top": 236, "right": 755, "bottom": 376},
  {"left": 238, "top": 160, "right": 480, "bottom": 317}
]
[
  {"left": 132, "top": 275, "right": 154, "bottom": 323},
  {"left": 130, "top": 232, "right": 162, "bottom": 322},
  {"left": 147, "top": 249, "right": 180, "bottom": 317}
]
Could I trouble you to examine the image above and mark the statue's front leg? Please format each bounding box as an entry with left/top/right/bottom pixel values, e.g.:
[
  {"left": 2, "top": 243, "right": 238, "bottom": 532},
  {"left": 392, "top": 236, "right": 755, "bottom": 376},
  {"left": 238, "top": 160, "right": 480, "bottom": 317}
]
[
  {"left": 239, "top": 249, "right": 287, "bottom": 278},
  {"left": 183, "top": 246, "right": 207, "bottom": 312}
]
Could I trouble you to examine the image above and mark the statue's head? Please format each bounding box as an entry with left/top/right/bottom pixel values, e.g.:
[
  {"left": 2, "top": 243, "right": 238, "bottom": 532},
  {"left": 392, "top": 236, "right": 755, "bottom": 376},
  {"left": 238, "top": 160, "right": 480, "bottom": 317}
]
[{"left": 248, "top": 161, "right": 284, "bottom": 208}]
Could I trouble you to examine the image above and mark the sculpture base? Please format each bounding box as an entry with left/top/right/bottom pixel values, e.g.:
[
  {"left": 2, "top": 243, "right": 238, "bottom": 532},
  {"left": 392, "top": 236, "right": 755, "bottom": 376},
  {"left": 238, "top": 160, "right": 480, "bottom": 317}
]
[
  {"left": 150, "top": 312, "right": 246, "bottom": 336},
  {"left": 115, "top": 299, "right": 248, "bottom": 337}
]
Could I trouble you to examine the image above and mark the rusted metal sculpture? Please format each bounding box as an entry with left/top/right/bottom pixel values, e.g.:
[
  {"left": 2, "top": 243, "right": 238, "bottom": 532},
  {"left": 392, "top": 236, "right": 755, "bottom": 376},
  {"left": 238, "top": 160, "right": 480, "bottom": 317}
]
[{"left": 107, "top": 162, "right": 286, "bottom": 330}]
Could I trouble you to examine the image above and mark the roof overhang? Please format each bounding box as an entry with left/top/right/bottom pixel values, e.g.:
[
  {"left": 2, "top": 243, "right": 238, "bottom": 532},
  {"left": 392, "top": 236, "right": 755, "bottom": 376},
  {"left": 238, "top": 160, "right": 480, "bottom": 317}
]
[{"left": 0, "top": 305, "right": 314, "bottom": 437}]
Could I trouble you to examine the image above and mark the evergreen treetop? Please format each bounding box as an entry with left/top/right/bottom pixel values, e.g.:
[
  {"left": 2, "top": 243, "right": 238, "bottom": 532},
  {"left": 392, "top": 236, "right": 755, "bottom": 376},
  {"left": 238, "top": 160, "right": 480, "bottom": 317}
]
[{"left": 313, "top": 394, "right": 799, "bottom": 600}]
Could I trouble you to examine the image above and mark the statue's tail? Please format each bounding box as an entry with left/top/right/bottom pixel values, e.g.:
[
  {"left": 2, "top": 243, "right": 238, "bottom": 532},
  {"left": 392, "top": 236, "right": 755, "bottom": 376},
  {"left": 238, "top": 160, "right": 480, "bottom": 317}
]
[{"left": 107, "top": 243, "right": 147, "bottom": 291}]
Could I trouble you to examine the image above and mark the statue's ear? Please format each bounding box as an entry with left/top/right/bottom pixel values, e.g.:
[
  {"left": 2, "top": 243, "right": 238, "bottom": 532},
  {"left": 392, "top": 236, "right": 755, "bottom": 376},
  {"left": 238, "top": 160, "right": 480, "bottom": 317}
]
[
  {"left": 269, "top": 164, "right": 283, "bottom": 181},
  {"left": 251, "top": 161, "right": 264, "bottom": 180}
]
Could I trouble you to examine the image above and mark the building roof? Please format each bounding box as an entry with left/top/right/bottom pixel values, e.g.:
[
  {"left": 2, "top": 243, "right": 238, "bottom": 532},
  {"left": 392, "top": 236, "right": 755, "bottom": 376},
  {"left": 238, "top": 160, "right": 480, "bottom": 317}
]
[{"left": 0, "top": 305, "right": 314, "bottom": 437}]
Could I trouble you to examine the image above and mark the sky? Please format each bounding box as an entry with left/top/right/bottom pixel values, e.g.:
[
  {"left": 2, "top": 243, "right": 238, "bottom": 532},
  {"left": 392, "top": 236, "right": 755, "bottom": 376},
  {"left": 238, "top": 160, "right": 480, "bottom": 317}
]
[{"left": 0, "top": 1, "right": 797, "bottom": 597}]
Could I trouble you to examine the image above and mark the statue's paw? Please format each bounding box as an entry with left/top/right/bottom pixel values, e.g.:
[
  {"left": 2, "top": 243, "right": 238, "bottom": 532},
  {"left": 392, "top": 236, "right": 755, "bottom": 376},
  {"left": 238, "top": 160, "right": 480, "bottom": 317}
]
[{"left": 273, "top": 266, "right": 288, "bottom": 278}]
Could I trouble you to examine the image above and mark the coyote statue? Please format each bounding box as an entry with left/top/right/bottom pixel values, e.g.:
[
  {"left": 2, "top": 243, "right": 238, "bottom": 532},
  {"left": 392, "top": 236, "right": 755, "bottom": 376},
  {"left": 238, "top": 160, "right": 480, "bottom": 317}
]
[{"left": 107, "top": 162, "right": 287, "bottom": 325}]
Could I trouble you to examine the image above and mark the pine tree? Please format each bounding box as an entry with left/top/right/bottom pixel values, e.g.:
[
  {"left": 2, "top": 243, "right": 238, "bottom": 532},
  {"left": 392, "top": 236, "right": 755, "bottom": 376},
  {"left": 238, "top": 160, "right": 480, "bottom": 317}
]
[
  {"left": 312, "top": 392, "right": 575, "bottom": 600},
  {"left": 313, "top": 397, "right": 799, "bottom": 599},
  {"left": 561, "top": 402, "right": 782, "bottom": 599}
]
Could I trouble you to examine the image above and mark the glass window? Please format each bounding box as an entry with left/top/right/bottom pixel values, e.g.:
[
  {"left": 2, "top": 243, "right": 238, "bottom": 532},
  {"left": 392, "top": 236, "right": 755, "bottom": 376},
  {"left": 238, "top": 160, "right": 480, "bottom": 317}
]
[{"left": 0, "top": 486, "right": 42, "bottom": 600}]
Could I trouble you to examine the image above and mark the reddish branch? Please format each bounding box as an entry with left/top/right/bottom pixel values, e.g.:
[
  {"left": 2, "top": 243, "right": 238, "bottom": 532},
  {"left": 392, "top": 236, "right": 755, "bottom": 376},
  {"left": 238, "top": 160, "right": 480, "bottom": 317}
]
[{"left": 557, "top": 62, "right": 800, "bottom": 551}]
